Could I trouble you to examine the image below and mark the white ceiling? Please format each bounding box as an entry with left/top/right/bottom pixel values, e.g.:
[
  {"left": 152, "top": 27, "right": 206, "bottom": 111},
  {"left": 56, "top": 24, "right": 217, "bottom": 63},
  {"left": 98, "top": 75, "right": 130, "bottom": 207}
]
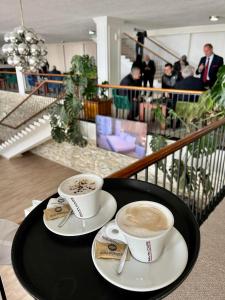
[{"left": 0, "top": 0, "right": 224, "bottom": 43}]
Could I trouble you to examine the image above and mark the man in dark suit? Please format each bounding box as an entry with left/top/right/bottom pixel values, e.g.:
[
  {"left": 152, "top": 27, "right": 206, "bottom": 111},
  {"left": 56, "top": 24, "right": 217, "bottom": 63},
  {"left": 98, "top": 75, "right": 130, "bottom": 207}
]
[
  {"left": 196, "top": 43, "right": 223, "bottom": 88},
  {"left": 142, "top": 54, "right": 156, "bottom": 94},
  {"left": 136, "top": 31, "right": 147, "bottom": 59},
  {"left": 175, "top": 65, "right": 204, "bottom": 102},
  {"left": 119, "top": 66, "right": 142, "bottom": 119}
]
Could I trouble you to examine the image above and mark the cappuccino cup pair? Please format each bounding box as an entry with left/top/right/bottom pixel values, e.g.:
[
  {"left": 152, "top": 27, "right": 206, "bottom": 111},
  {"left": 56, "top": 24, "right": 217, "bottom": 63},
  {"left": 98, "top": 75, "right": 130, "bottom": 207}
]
[
  {"left": 58, "top": 174, "right": 174, "bottom": 263},
  {"left": 58, "top": 174, "right": 103, "bottom": 219}
]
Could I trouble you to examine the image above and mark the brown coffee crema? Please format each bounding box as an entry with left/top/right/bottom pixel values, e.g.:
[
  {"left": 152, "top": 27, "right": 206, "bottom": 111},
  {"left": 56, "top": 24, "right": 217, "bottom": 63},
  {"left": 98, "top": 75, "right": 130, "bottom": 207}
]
[
  {"left": 118, "top": 205, "right": 169, "bottom": 237},
  {"left": 63, "top": 178, "right": 97, "bottom": 195}
]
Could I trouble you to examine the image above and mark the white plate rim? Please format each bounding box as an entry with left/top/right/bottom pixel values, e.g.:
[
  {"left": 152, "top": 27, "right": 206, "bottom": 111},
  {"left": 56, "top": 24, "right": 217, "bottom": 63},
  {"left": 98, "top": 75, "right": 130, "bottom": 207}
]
[
  {"left": 43, "top": 190, "right": 117, "bottom": 237},
  {"left": 91, "top": 226, "right": 188, "bottom": 292}
]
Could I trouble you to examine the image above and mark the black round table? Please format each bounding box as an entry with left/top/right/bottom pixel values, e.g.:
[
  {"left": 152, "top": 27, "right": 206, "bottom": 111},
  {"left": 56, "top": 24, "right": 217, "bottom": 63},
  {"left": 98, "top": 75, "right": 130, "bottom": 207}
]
[{"left": 12, "top": 179, "right": 200, "bottom": 300}]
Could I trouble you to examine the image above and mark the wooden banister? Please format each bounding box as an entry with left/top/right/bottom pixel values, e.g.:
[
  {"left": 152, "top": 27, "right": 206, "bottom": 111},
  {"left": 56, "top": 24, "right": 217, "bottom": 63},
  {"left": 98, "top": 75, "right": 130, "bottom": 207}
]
[
  {"left": 108, "top": 117, "right": 225, "bottom": 179},
  {"left": 97, "top": 84, "right": 203, "bottom": 95},
  {"left": 123, "top": 32, "right": 168, "bottom": 63},
  {"left": 0, "top": 71, "right": 65, "bottom": 77},
  {"left": 0, "top": 80, "right": 63, "bottom": 125},
  {"left": 146, "top": 36, "right": 180, "bottom": 60},
  {"left": 0, "top": 71, "right": 16, "bottom": 74}
]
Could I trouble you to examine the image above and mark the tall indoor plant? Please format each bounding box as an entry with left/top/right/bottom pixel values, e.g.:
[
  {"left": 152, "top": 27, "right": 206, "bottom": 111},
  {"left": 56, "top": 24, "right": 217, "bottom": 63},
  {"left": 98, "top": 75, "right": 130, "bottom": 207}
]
[{"left": 50, "top": 55, "right": 97, "bottom": 146}]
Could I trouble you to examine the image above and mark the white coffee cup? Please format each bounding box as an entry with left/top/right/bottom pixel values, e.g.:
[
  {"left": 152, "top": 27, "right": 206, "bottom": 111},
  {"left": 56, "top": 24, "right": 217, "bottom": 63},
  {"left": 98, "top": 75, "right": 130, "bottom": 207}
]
[
  {"left": 58, "top": 174, "right": 103, "bottom": 219},
  {"left": 105, "top": 201, "right": 174, "bottom": 263}
]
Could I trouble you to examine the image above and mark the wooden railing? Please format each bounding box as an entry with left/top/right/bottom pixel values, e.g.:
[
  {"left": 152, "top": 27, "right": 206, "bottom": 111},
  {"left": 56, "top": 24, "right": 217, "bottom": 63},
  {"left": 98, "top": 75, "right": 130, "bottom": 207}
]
[
  {"left": 107, "top": 117, "right": 225, "bottom": 224},
  {"left": 146, "top": 36, "right": 180, "bottom": 60},
  {"left": 123, "top": 32, "right": 168, "bottom": 63},
  {"left": 108, "top": 118, "right": 225, "bottom": 178},
  {"left": 0, "top": 71, "right": 65, "bottom": 77},
  {"left": 97, "top": 83, "right": 203, "bottom": 95},
  {"left": 0, "top": 80, "right": 64, "bottom": 129}
]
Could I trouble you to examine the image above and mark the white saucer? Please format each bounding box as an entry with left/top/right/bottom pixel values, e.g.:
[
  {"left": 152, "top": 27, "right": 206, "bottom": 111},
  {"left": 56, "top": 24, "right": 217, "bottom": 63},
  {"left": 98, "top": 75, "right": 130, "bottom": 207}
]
[
  {"left": 43, "top": 191, "right": 117, "bottom": 236},
  {"left": 91, "top": 221, "right": 188, "bottom": 292}
]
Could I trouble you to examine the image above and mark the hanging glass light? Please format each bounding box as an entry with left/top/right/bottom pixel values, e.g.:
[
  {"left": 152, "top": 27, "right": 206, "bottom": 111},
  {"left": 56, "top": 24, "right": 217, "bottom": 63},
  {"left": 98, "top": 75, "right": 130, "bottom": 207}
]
[{"left": 1, "top": 0, "right": 48, "bottom": 72}]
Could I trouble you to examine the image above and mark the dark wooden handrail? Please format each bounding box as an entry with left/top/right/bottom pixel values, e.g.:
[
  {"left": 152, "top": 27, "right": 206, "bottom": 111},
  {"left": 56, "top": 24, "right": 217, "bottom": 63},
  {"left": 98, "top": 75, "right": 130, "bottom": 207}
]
[
  {"left": 97, "top": 84, "right": 203, "bottom": 95},
  {"left": 146, "top": 36, "right": 180, "bottom": 60},
  {"left": 0, "top": 80, "right": 63, "bottom": 126},
  {"left": 123, "top": 32, "right": 168, "bottom": 63},
  {"left": 0, "top": 71, "right": 66, "bottom": 77},
  {"left": 0, "top": 71, "right": 16, "bottom": 74},
  {"left": 108, "top": 117, "right": 225, "bottom": 178}
]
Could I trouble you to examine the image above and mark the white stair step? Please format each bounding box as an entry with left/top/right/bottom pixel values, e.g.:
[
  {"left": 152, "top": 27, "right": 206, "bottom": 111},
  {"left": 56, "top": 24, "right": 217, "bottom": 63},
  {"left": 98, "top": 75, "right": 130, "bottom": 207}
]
[
  {"left": 29, "top": 124, "right": 35, "bottom": 130},
  {"left": 34, "top": 121, "right": 41, "bottom": 127},
  {"left": 26, "top": 127, "right": 32, "bottom": 132},
  {"left": 43, "top": 115, "right": 50, "bottom": 120},
  {"left": 38, "top": 118, "right": 46, "bottom": 124},
  {"left": 21, "top": 130, "right": 28, "bottom": 135}
]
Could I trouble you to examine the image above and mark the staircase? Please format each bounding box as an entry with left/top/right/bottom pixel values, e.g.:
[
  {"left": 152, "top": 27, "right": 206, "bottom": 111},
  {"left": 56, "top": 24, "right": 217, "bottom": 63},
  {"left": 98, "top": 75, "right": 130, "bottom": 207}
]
[
  {"left": 121, "top": 33, "right": 181, "bottom": 84},
  {"left": 0, "top": 81, "right": 63, "bottom": 159},
  {"left": 121, "top": 37, "right": 163, "bottom": 83},
  {"left": 0, "top": 114, "right": 51, "bottom": 159}
]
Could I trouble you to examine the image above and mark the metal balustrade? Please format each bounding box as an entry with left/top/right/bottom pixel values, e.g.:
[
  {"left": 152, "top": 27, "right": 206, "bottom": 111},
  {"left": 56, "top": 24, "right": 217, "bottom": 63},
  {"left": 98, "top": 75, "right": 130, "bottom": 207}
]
[
  {"left": 95, "top": 84, "right": 203, "bottom": 139},
  {"left": 108, "top": 118, "right": 225, "bottom": 225}
]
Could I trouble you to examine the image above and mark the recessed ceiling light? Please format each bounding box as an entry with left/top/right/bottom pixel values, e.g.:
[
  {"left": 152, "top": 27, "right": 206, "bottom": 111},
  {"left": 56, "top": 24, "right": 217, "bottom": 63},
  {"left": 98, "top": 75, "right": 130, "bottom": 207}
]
[
  {"left": 209, "top": 15, "right": 219, "bottom": 22},
  {"left": 89, "top": 30, "right": 96, "bottom": 35}
]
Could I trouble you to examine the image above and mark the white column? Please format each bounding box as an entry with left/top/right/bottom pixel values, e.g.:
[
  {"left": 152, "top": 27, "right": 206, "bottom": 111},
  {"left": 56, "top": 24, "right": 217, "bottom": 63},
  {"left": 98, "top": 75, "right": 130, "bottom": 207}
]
[
  {"left": 16, "top": 67, "right": 26, "bottom": 95},
  {"left": 94, "top": 16, "right": 123, "bottom": 84}
]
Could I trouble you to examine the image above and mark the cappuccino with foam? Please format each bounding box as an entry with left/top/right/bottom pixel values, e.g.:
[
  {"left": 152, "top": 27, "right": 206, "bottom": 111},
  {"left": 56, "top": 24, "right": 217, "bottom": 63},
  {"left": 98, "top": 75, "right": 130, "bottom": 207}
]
[{"left": 117, "top": 203, "right": 169, "bottom": 238}]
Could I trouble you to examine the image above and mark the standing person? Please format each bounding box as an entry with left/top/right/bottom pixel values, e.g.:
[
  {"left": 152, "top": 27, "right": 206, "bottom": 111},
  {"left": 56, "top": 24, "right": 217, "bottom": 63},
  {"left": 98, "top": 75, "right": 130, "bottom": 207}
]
[
  {"left": 196, "top": 43, "right": 224, "bottom": 88},
  {"left": 136, "top": 31, "right": 147, "bottom": 60},
  {"left": 42, "top": 61, "right": 49, "bottom": 74},
  {"left": 49, "top": 65, "right": 62, "bottom": 95},
  {"left": 132, "top": 54, "right": 143, "bottom": 71},
  {"left": 142, "top": 54, "right": 156, "bottom": 94},
  {"left": 174, "top": 55, "right": 189, "bottom": 76},
  {"left": 119, "top": 66, "right": 142, "bottom": 119}
]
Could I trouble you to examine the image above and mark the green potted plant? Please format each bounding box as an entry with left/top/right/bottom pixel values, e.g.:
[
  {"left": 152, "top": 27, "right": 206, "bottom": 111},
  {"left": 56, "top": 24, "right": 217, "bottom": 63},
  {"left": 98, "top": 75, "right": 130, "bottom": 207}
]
[
  {"left": 50, "top": 54, "right": 98, "bottom": 146},
  {"left": 83, "top": 80, "right": 112, "bottom": 121}
]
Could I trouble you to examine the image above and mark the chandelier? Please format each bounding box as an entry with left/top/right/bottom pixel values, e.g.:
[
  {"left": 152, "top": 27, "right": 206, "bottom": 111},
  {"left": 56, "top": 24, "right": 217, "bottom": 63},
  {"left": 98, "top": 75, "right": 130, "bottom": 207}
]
[{"left": 1, "top": 0, "right": 48, "bottom": 72}]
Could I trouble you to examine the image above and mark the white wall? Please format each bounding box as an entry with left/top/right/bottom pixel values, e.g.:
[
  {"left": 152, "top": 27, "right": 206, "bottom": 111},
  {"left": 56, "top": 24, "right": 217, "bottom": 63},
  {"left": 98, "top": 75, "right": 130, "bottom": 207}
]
[
  {"left": 147, "top": 24, "right": 225, "bottom": 68},
  {"left": 46, "top": 41, "right": 97, "bottom": 72}
]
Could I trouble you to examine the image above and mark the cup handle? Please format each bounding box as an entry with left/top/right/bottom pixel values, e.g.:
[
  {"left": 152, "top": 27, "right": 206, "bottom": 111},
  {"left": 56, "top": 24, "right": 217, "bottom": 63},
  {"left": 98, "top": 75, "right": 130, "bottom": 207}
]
[{"left": 105, "top": 222, "right": 127, "bottom": 244}]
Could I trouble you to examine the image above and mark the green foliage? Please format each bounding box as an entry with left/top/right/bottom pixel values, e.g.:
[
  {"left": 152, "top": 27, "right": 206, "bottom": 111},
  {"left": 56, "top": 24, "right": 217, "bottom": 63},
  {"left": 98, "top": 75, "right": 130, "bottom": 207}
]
[
  {"left": 50, "top": 93, "right": 87, "bottom": 147},
  {"left": 50, "top": 54, "right": 97, "bottom": 146},
  {"left": 149, "top": 66, "right": 225, "bottom": 198},
  {"left": 177, "top": 66, "right": 225, "bottom": 125},
  {"left": 51, "top": 126, "right": 66, "bottom": 143},
  {"left": 149, "top": 134, "right": 213, "bottom": 197},
  {"left": 150, "top": 135, "right": 167, "bottom": 152},
  {"left": 188, "top": 133, "right": 216, "bottom": 158},
  {"left": 99, "top": 81, "right": 109, "bottom": 99}
]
